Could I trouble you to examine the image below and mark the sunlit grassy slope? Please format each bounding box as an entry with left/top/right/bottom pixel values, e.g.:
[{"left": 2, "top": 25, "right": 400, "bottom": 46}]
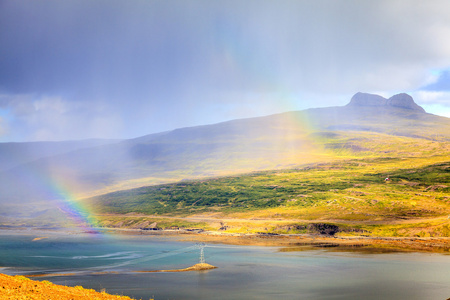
[{"left": 84, "top": 129, "right": 450, "bottom": 237}]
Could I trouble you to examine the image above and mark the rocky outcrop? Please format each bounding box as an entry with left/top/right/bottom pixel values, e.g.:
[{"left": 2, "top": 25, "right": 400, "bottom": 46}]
[
  {"left": 347, "top": 92, "right": 425, "bottom": 112},
  {"left": 307, "top": 223, "right": 340, "bottom": 236}
]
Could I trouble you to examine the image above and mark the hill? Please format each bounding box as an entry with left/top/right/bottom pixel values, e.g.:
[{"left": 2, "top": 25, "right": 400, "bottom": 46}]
[
  {"left": 0, "top": 92, "right": 449, "bottom": 228},
  {"left": 85, "top": 155, "right": 450, "bottom": 237}
]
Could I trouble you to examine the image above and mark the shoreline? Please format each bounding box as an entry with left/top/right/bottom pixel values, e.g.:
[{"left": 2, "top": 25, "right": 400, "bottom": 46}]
[
  {"left": 164, "top": 230, "right": 450, "bottom": 253},
  {"left": 2, "top": 227, "right": 449, "bottom": 254},
  {"left": 83, "top": 226, "right": 450, "bottom": 253}
]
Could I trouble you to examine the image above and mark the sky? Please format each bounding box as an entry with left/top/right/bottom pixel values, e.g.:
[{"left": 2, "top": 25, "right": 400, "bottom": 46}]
[{"left": 1, "top": 0, "right": 450, "bottom": 142}]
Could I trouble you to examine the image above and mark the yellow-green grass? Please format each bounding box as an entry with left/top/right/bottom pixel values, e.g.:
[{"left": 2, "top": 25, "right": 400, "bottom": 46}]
[
  {"left": 87, "top": 154, "right": 449, "bottom": 236},
  {"left": 94, "top": 215, "right": 212, "bottom": 231},
  {"left": 80, "top": 129, "right": 450, "bottom": 238}
]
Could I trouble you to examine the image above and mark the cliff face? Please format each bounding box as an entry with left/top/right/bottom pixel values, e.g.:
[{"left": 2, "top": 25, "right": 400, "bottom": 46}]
[{"left": 347, "top": 92, "right": 426, "bottom": 113}]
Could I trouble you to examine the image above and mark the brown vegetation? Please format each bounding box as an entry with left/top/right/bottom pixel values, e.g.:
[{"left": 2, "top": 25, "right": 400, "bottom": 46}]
[{"left": 0, "top": 273, "right": 134, "bottom": 300}]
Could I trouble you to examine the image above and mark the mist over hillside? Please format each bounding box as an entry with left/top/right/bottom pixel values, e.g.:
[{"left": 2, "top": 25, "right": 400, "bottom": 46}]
[
  {"left": 0, "top": 139, "right": 121, "bottom": 171},
  {"left": 0, "top": 92, "right": 449, "bottom": 222}
]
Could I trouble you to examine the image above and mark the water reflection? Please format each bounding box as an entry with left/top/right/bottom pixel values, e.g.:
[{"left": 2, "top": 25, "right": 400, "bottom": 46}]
[{"left": 1, "top": 233, "right": 450, "bottom": 300}]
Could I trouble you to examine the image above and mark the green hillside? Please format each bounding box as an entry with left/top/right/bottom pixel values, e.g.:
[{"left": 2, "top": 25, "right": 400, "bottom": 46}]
[
  {"left": 87, "top": 157, "right": 449, "bottom": 216},
  {"left": 84, "top": 129, "right": 450, "bottom": 237}
]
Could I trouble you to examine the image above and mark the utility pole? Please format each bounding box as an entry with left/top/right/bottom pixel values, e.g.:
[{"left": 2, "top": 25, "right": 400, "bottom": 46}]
[{"left": 196, "top": 243, "right": 206, "bottom": 264}]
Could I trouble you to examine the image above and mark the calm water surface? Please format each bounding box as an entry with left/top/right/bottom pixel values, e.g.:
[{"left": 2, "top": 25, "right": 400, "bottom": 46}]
[{"left": 1, "top": 231, "right": 449, "bottom": 300}]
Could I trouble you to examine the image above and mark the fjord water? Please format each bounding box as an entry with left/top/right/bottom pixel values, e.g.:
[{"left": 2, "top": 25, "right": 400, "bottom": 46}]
[{"left": 1, "top": 233, "right": 449, "bottom": 300}]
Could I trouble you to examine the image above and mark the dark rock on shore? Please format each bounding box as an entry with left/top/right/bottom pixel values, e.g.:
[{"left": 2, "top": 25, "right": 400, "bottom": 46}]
[{"left": 307, "top": 223, "right": 340, "bottom": 236}]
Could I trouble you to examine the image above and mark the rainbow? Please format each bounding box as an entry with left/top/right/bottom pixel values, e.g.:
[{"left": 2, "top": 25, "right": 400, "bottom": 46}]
[
  {"left": 50, "top": 177, "right": 100, "bottom": 234},
  {"left": 9, "top": 161, "right": 102, "bottom": 235}
]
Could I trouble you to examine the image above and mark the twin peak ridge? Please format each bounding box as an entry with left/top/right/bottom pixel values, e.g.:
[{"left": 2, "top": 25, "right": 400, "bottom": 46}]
[{"left": 347, "top": 92, "right": 425, "bottom": 113}]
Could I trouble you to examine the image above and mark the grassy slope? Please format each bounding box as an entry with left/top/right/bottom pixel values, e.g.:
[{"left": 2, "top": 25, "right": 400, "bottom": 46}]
[
  {"left": 84, "top": 131, "right": 450, "bottom": 237},
  {"left": 90, "top": 106, "right": 450, "bottom": 196}
]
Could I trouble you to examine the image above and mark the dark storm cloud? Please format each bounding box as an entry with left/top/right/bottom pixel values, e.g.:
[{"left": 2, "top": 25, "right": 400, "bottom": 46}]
[{"left": 0, "top": 1, "right": 208, "bottom": 98}]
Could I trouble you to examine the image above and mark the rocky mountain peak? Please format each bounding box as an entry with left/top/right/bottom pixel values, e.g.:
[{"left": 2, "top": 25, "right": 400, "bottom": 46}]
[
  {"left": 347, "top": 92, "right": 425, "bottom": 112},
  {"left": 347, "top": 92, "right": 387, "bottom": 107},
  {"left": 387, "top": 93, "right": 426, "bottom": 112}
]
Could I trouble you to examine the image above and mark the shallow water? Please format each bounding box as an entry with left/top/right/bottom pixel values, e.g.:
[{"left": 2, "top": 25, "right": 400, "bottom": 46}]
[{"left": 1, "top": 231, "right": 450, "bottom": 300}]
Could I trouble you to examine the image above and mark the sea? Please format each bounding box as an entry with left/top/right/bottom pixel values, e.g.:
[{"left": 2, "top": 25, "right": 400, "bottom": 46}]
[{"left": 1, "top": 231, "right": 449, "bottom": 300}]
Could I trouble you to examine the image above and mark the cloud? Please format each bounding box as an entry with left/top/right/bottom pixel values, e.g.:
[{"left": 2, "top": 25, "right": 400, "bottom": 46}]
[
  {"left": 421, "top": 70, "right": 450, "bottom": 91},
  {"left": 411, "top": 90, "right": 450, "bottom": 117},
  {"left": 3, "top": 1, "right": 450, "bottom": 95},
  {"left": 0, "top": 94, "right": 123, "bottom": 141},
  {"left": 413, "top": 67, "right": 450, "bottom": 116},
  {"left": 0, "top": 117, "right": 8, "bottom": 138},
  {"left": 1, "top": 0, "right": 450, "bottom": 141},
  {"left": 412, "top": 91, "right": 450, "bottom": 106}
]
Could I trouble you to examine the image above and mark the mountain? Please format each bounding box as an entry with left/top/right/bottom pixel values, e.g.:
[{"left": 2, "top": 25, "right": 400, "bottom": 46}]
[
  {"left": 347, "top": 92, "right": 426, "bottom": 112},
  {"left": 305, "top": 93, "right": 448, "bottom": 140},
  {"left": 0, "top": 92, "right": 449, "bottom": 219}
]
